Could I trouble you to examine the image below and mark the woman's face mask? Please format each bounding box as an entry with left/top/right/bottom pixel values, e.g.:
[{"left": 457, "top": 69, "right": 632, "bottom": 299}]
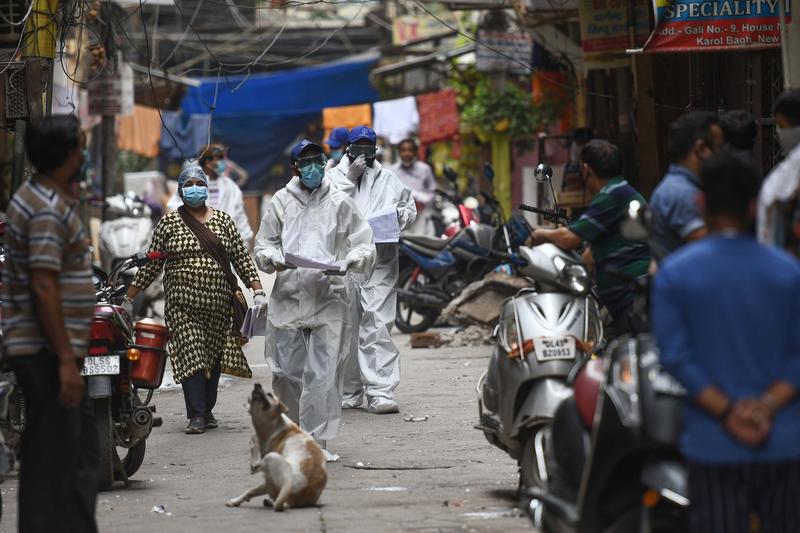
[
  {"left": 182, "top": 184, "right": 208, "bottom": 207},
  {"left": 297, "top": 153, "right": 326, "bottom": 189}
]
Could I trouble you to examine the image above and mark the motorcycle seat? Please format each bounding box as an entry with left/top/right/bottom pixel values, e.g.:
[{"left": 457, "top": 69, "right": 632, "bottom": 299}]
[{"left": 402, "top": 235, "right": 451, "bottom": 251}]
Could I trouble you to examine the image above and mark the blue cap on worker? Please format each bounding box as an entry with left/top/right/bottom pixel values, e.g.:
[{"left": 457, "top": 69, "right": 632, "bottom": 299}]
[
  {"left": 290, "top": 139, "right": 323, "bottom": 163},
  {"left": 325, "top": 127, "right": 349, "bottom": 149},
  {"left": 347, "top": 125, "right": 377, "bottom": 144}
]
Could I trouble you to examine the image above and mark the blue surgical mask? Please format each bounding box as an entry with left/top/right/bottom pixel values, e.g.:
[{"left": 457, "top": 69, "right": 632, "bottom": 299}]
[
  {"left": 330, "top": 149, "right": 343, "bottom": 162},
  {"left": 182, "top": 185, "right": 208, "bottom": 207},
  {"left": 215, "top": 159, "right": 227, "bottom": 175},
  {"left": 299, "top": 163, "right": 325, "bottom": 189}
]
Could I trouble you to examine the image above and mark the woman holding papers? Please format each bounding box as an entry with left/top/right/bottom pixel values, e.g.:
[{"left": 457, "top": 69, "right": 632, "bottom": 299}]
[
  {"left": 254, "top": 140, "right": 375, "bottom": 462},
  {"left": 327, "top": 126, "right": 416, "bottom": 415},
  {"left": 127, "top": 166, "right": 265, "bottom": 435}
]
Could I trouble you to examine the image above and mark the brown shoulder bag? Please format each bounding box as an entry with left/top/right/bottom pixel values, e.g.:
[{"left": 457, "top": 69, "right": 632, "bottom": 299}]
[{"left": 177, "top": 207, "right": 248, "bottom": 340}]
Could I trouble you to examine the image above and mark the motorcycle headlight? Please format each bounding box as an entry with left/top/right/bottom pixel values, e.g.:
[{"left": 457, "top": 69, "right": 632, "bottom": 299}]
[
  {"left": 607, "top": 347, "right": 641, "bottom": 427},
  {"left": 553, "top": 256, "right": 590, "bottom": 295}
]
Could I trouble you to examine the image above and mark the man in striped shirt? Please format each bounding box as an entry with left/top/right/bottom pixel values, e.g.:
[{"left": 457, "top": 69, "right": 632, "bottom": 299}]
[
  {"left": 532, "top": 140, "right": 651, "bottom": 333},
  {"left": 2, "top": 115, "right": 98, "bottom": 532}
]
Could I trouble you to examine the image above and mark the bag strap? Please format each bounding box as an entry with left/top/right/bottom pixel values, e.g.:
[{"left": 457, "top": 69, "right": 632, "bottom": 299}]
[{"left": 177, "top": 207, "right": 239, "bottom": 293}]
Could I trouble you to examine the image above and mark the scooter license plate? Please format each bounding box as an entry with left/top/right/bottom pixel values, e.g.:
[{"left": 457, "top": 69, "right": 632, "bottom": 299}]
[
  {"left": 81, "top": 355, "right": 120, "bottom": 376},
  {"left": 533, "top": 337, "right": 576, "bottom": 362}
]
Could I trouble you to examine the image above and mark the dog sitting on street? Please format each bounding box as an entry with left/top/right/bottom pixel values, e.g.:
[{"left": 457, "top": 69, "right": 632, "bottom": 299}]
[{"left": 225, "top": 383, "right": 327, "bottom": 511}]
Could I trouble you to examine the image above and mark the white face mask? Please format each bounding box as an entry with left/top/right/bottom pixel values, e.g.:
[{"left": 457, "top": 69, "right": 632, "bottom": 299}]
[{"left": 777, "top": 125, "right": 800, "bottom": 154}]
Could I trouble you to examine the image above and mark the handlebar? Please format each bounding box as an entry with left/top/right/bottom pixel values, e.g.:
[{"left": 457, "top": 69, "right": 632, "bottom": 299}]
[
  {"left": 98, "top": 251, "right": 168, "bottom": 303},
  {"left": 518, "top": 203, "right": 572, "bottom": 226}
]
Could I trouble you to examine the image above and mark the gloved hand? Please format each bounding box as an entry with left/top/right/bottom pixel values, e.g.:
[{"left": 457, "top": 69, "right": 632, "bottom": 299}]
[
  {"left": 347, "top": 155, "right": 367, "bottom": 181},
  {"left": 345, "top": 255, "right": 368, "bottom": 273},
  {"left": 253, "top": 293, "right": 268, "bottom": 318}
]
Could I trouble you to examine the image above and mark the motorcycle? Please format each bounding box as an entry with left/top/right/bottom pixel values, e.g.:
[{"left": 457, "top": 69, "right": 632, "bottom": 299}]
[
  {"left": 395, "top": 164, "right": 531, "bottom": 334},
  {"left": 524, "top": 201, "right": 689, "bottom": 533},
  {"left": 100, "top": 193, "right": 163, "bottom": 319},
  {"left": 476, "top": 173, "right": 604, "bottom": 492},
  {"left": 431, "top": 166, "right": 480, "bottom": 238},
  {"left": 88, "top": 251, "right": 170, "bottom": 491}
]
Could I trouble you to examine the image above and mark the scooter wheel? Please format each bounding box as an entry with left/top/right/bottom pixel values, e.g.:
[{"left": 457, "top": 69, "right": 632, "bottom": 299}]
[{"left": 395, "top": 267, "right": 439, "bottom": 333}]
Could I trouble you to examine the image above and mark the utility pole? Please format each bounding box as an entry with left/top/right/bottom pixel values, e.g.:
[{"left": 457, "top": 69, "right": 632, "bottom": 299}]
[{"left": 780, "top": 0, "right": 800, "bottom": 89}]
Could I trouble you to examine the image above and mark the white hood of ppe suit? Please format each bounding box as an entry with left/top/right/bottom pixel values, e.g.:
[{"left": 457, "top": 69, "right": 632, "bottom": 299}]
[
  {"left": 254, "top": 176, "right": 375, "bottom": 330},
  {"left": 757, "top": 143, "right": 800, "bottom": 246},
  {"left": 169, "top": 175, "right": 254, "bottom": 243}
]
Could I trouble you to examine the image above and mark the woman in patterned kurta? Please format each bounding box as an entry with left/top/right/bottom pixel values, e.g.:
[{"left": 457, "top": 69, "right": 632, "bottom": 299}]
[{"left": 127, "top": 167, "right": 263, "bottom": 434}]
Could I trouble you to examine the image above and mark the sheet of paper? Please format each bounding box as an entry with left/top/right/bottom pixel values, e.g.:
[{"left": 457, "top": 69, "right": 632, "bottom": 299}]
[
  {"left": 368, "top": 206, "right": 400, "bottom": 243},
  {"left": 240, "top": 306, "right": 268, "bottom": 338},
  {"left": 284, "top": 252, "right": 342, "bottom": 271}
]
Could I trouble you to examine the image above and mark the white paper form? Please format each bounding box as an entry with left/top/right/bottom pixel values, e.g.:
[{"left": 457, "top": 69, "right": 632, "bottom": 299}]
[
  {"left": 284, "top": 252, "right": 342, "bottom": 271},
  {"left": 368, "top": 206, "right": 400, "bottom": 243}
]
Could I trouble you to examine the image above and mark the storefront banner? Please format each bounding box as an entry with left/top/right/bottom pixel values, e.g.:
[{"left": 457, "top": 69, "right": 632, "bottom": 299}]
[
  {"left": 646, "top": 0, "right": 792, "bottom": 52},
  {"left": 579, "top": 0, "right": 650, "bottom": 57}
]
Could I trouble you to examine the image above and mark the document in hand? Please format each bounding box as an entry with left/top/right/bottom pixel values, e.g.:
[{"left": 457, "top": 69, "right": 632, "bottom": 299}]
[
  {"left": 368, "top": 206, "right": 400, "bottom": 243},
  {"left": 240, "top": 306, "right": 267, "bottom": 338},
  {"left": 284, "top": 252, "right": 342, "bottom": 271}
]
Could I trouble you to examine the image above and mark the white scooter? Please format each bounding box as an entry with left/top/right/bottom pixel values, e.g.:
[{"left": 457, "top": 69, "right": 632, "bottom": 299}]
[{"left": 99, "top": 194, "right": 163, "bottom": 319}]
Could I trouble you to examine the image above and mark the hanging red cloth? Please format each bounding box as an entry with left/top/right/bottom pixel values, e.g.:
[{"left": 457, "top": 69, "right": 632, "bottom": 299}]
[{"left": 417, "top": 89, "right": 459, "bottom": 145}]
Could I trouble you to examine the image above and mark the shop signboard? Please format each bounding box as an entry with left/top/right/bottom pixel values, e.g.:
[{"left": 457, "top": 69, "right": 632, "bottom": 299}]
[
  {"left": 645, "top": 0, "right": 791, "bottom": 52},
  {"left": 578, "top": 0, "right": 651, "bottom": 57},
  {"left": 475, "top": 30, "right": 533, "bottom": 74},
  {"left": 392, "top": 13, "right": 460, "bottom": 46}
]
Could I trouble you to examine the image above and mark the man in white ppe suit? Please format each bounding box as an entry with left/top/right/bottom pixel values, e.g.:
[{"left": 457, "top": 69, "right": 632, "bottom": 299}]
[
  {"left": 169, "top": 143, "right": 254, "bottom": 245},
  {"left": 328, "top": 126, "right": 416, "bottom": 414},
  {"left": 758, "top": 90, "right": 800, "bottom": 250},
  {"left": 255, "top": 140, "right": 375, "bottom": 461}
]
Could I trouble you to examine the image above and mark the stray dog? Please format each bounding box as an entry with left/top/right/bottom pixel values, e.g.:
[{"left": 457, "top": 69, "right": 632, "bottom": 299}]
[{"left": 225, "top": 384, "right": 327, "bottom": 511}]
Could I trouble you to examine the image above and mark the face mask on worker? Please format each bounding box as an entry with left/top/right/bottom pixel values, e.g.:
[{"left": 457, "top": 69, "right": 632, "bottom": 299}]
[
  {"left": 777, "top": 126, "right": 800, "bottom": 154},
  {"left": 183, "top": 185, "right": 208, "bottom": 207},
  {"left": 215, "top": 159, "right": 227, "bottom": 175},
  {"left": 297, "top": 153, "right": 326, "bottom": 189},
  {"left": 347, "top": 145, "right": 377, "bottom": 166},
  {"left": 330, "top": 149, "right": 343, "bottom": 162}
]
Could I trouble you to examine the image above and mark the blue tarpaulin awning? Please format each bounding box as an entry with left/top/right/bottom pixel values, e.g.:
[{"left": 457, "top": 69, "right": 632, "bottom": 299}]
[{"left": 167, "top": 53, "right": 380, "bottom": 190}]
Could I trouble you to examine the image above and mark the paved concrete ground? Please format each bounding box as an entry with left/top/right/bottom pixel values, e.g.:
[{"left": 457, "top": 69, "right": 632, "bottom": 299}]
[{"left": 0, "top": 332, "right": 534, "bottom": 532}]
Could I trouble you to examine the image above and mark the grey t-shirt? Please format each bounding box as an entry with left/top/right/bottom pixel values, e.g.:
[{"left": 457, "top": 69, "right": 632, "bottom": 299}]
[{"left": 650, "top": 165, "right": 706, "bottom": 263}]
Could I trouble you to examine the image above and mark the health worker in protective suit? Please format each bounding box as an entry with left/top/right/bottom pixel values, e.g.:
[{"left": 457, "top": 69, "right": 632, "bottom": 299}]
[
  {"left": 328, "top": 126, "right": 416, "bottom": 414},
  {"left": 325, "top": 127, "right": 349, "bottom": 173},
  {"left": 169, "top": 143, "right": 254, "bottom": 246},
  {"left": 254, "top": 140, "right": 375, "bottom": 461}
]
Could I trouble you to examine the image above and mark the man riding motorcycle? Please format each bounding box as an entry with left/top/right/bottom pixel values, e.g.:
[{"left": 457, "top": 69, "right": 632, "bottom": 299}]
[{"left": 530, "top": 140, "right": 651, "bottom": 335}]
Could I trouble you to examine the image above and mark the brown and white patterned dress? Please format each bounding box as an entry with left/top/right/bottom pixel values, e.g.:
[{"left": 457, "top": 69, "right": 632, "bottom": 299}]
[{"left": 132, "top": 210, "right": 259, "bottom": 383}]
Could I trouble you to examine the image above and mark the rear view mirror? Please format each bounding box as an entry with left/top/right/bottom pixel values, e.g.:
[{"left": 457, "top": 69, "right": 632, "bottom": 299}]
[
  {"left": 534, "top": 164, "right": 553, "bottom": 183},
  {"left": 620, "top": 200, "right": 651, "bottom": 242}
]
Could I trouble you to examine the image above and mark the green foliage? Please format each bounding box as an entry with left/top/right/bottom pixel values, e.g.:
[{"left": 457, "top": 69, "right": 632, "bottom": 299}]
[{"left": 450, "top": 64, "right": 564, "bottom": 143}]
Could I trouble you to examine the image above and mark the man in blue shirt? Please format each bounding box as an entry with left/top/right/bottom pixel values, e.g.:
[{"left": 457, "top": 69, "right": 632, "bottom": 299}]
[
  {"left": 650, "top": 111, "right": 724, "bottom": 263},
  {"left": 653, "top": 149, "right": 800, "bottom": 533}
]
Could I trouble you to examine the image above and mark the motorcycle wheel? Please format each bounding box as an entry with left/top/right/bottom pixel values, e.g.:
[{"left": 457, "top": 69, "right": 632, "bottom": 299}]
[
  {"left": 520, "top": 427, "right": 547, "bottom": 490},
  {"left": 395, "top": 267, "right": 439, "bottom": 334},
  {"left": 121, "top": 439, "right": 146, "bottom": 478},
  {"left": 95, "top": 397, "right": 115, "bottom": 492}
]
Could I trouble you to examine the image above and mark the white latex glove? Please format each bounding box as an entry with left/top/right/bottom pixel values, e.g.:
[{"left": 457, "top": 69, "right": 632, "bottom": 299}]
[
  {"left": 253, "top": 293, "right": 268, "bottom": 318},
  {"left": 346, "top": 155, "right": 367, "bottom": 181},
  {"left": 345, "top": 255, "right": 367, "bottom": 273}
]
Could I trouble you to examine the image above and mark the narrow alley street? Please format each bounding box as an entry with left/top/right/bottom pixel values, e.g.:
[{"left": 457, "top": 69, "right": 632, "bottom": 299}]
[{"left": 1, "top": 332, "right": 532, "bottom": 533}]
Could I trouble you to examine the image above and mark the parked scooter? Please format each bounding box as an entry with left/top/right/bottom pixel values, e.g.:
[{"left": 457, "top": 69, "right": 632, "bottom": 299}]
[
  {"left": 99, "top": 193, "right": 163, "bottom": 319},
  {"left": 476, "top": 168, "right": 604, "bottom": 491},
  {"left": 524, "top": 201, "right": 689, "bottom": 533}
]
